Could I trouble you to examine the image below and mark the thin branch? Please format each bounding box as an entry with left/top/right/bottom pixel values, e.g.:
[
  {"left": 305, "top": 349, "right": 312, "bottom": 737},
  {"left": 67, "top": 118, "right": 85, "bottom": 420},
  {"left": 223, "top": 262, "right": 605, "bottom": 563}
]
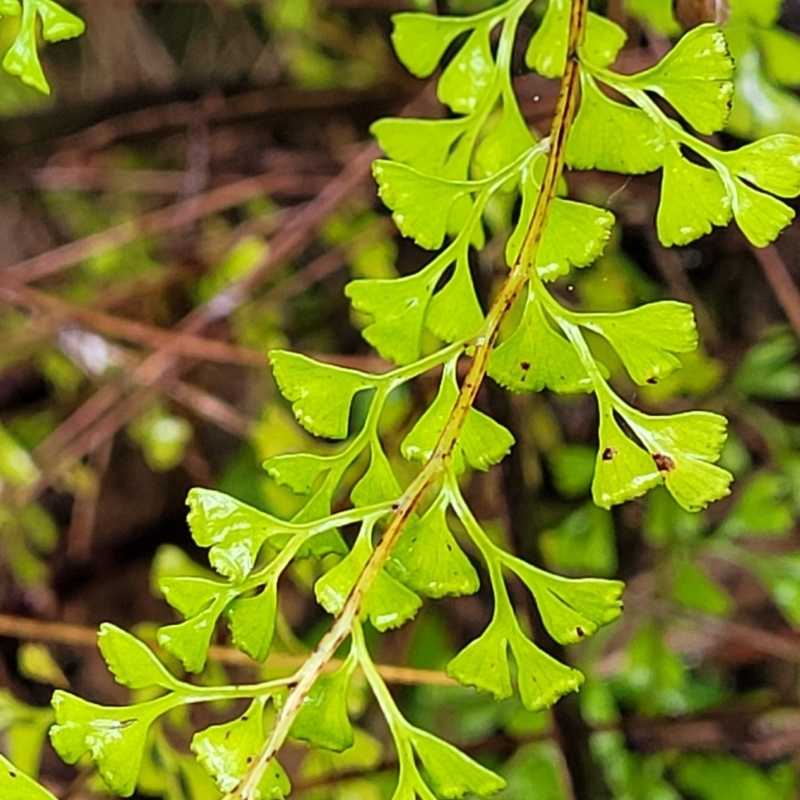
[
  {"left": 0, "top": 613, "right": 456, "bottom": 687},
  {"left": 3, "top": 171, "right": 325, "bottom": 284},
  {"left": 229, "top": 2, "right": 590, "bottom": 796},
  {"left": 751, "top": 243, "right": 800, "bottom": 341},
  {"left": 0, "top": 279, "right": 269, "bottom": 367}
]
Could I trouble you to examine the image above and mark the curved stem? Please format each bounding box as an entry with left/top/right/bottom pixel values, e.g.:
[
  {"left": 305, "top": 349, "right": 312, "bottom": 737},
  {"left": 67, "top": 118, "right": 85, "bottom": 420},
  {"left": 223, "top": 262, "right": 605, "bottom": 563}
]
[{"left": 227, "top": 2, "right": 589, "bottom": 796}]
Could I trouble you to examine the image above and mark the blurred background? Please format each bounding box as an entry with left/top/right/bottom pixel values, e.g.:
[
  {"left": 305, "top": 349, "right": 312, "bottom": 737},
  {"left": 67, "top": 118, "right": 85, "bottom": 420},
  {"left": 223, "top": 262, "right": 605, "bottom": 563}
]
[{"left": 3, "top": 1, "right": 800, "bottom": 798}]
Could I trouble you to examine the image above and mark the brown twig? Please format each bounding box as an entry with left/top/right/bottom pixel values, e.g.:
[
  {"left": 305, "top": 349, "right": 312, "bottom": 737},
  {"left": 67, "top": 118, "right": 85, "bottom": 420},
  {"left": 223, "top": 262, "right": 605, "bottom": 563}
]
[
  {"left": 0, "top": 613, "right": 456, "bottom": 687},
  {"left": 751, "top": 243, "right": 800, "bottom": 341},
  {"left": 3, "top": 171, "right": 327, "bottom": 283}
]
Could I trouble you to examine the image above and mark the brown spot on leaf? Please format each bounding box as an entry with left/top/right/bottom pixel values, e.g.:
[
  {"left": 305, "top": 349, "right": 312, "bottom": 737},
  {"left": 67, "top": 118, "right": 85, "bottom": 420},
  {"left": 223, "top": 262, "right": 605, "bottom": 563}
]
[
  {"left": 520, "top": 361, "right": 531, "bottom": 371},
  {"left": 647, "top": 377, "right": 658, "bottom": 385},
  {"left": 602, "top": 447, "right": 617, "bottom": 461},
  {"left": 653, "top": 453, "right": 676, "bottom": 472},
  {"left": 576, "top": 627, "right": 585, "bottom": 638}
]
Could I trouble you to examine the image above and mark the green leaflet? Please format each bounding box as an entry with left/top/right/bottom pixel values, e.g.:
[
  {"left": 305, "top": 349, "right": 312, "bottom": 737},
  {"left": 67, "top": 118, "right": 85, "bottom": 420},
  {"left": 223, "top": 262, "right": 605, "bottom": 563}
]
[
  {"left": 410, "top": 727, "right": 507, "bottom": 798},
  {"left": 187, "top": 488, "right": 286, "bottom": 580},
  {"left": 446, "top": 607, "right": 584, "bottom": 711},
  {"left": 578, "top": 301, "right": 698, "bottom": 385},
  {"left": 263, "top": 452, "right": 335, "bottom": 495},
  {"left": 158, "top": 575, "right": 227, "bottom": 618},
  {"left": 626, "top": 24, "right": 735, "bottom": 135},
  {"left": 475, "top": 97, "right": 536, "bottom": 177},
  {"left": 350, "top": 440, "right": 402, "bottom": 507},
  {"left": 567, "top": 74, "right": 664, "bottom": 174},
  {"left": 371, "top": 160, "right": 471, "bottom": 251},
  {"left": 526, "top": 1, "right": 626, "bottom": 78},
  {"left": 389, "top": 12, "right": 475, "bottom": 79},
  {"left": 386, "top": 496, "right": 480, "bottom": 598},
  {"left": 426, "top": 249, "right": 485, "bottom": 344},
  {"left": 270, "top": 350, "right": 375, "bottom": 439},
  {"left": 656, "top": 143, "right": 732, "bottom": 247},
  {"left": 225, "top": 580, "right": 279, "bottom": 662},
  {"left": 0, "top": 690, "right": 53, "bottom": 778},
  {"left": 446, "top": 613, "right": 512, "bottom": 701},
  {"left": 509, "top": 628, "right": 584, "bottom": 712},
  {"left": 438, "top": 23, "right": 494, "bottom": 114},
  {"left": 0, "top": 423, "right": 38, "bottom": 486},
  {"left": 488, "top": 290, "right": 593, "bottom": 394},
  {"left": 371, "top": 116, "right": 468, "bottom": 174},
  {"left": 507, "top": 560, "right": 624, "bottom": 645},
  {"left": 591, "top": 411, "right": 662, "bottom": 509},
  {"left": 1, "top": 0, "right": 85, "bottom": 95},
  {"left": 747, "top": 552, "right": 800, "bottom": 626},
  {"left": 192, "top": 698, "right": 291, "bottom": 799},
  {"left": 0, "top": 754, "right": 57, "bottom": 800},
  {"left": 291, "top": 658, "right": 356, "bottom": 752},
  {"left": 723, "top": 134, "right": 800, "bottom": 197},
  {"left": 97, "top": 624, "right": 178, "bottom": 690},
  {"left": 315, "top": 527, "right": 422, "bottom": 631},
  {"left": 157, "top": 601, "right": 230, "bottom": 673},
  {"left": 506, "top": 176, "right": 615, "bottom": 279},
  {"left": 50, "top": 692, "right": 174, "bottom": 797},
  {"left": 346, "top": 256, "right": 445, "bottom": 365},
  {"left": 401, "top": 361, "right": 514, "bottom": 473},
  {"left": 623, "top": 408, "right": 732, "bottom": 512}
]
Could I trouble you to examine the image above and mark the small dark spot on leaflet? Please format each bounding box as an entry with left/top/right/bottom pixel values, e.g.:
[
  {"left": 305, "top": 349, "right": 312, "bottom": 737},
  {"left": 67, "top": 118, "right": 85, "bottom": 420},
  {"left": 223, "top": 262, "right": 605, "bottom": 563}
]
[
  {"left": 9, "top": 772, "right": 17, "bottom": 778},
  {"left": 647, "top": 377, "right": 658, "bottom": 385},
  {"left": 602, "top": 447, "right": 617, "bottom": 461},
  {"left": 576, "top": 627, "right": 585, "bottom": 637},
  {"left": 446, "top": 543, "right": 452, "bottom": 552},
  {"left": 653, "top": 453, "right": 676, "bottom": 472},
  {"left": 247, "top": 756, "right": 253, "bottom": 764},
  {"left": 242, "top": 716, "right": 248, "bottom": 721},
  {"left": 520, "top": 361, "right": 531, "bottom": 371}
]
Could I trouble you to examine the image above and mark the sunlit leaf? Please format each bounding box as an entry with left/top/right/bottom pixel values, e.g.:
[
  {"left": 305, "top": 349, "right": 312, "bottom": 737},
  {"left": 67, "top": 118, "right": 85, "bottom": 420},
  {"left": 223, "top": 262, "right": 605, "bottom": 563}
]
[
  {"left": 291, "top": 660, "right": 356, "bottom": 752},
  {"left": 509, "top": 561, "right": 624, "bottom": 645},
  {"left": 187, "top": 488, "right": 285, "bottom": 580},
  {"left": 628, "top": 24, "right": 734, "bottom": 134},
  {"left": 315, "top": 531, "right": 421, "bottom": 631},
  {"left": 0, "top": 753, "right": 57, "bottom": 800},
  {"left": 410, "top": 727, "right": 507, "bottom": 798},
  {"left": 263, "top": 452, "right": 334, "bottom": 495},
  {"left": 591, "top": 411, "right": 662, "bottom": 509},
  {"left": 730, "top": 176, "right": 795, "bottom": 248},
  {"left": 446, "top": 614, "right": 513, "bottom": 701},
  {"left": 724, "top": 135, "right": 800, "bottom": 198},
  {"left": 351, "top": 441, "right": 402, "bottom": 507},
  {"left": 50, "top": 692, "right": 171, "bottom": 797},
  {"left": 438, "top": 24, "right": 494, "bottom": 114},
  {"left": 567, "top": 74, "right": 664, "bottom": 174},
  {"left": 387, "top": 498, "right": 479, "bottom": 598},
  {"left": 390, "top": 12, "right": 475, "bottom": 78},
  {"left": 157, "top": 603, "right": 227, "bottom": 673},
  {"left": 623, "top": 408, "right": 732, "bottom": 512},
  {"left": 192, "top": 699, "right": 291, "bottom": 799},
  {"left": 225, "top": 580, "right": 279, "bottom": 661},
  {"left": 508, "top": 628, "right": 584, "bottom": 711},
  {"left": 475, "top": 98, "right": 535, "bottom": 177},
  {"left": 372, "top": 160, "right": 470, "bottom": 250},
  {"left": 488, "top": 291, "right": 593, "bottom": 394},
  {"left": 97, "top": 624, "right": 177, "bottom": 690},
  {"left": 346, "top": 259, "right": 446, "bottom": 365},
  {"left": 656, "top": 143, "right": 731, "bottom": 247},
  {"left": 271, "top": 350, "right": 374, "bottom": 439},
  {"left": 371, "top": 117, "right": 468, "bottom": 174},
  {"left": 579, "top": 301, "right": 698, "bottom": 385},
  {"left": 426, "top": 249, "right": 485, "bottom": 343},
  {"left": 402, "top": 362, "right": 514, "bottom": 472}
]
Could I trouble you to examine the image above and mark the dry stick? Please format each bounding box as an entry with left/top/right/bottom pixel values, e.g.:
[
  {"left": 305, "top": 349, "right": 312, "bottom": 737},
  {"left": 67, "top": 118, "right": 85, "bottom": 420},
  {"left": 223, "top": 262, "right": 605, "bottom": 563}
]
[
  {"left": 2, "top": 171, "right": 325, "bottom": 284},
  {"left": 0, "top": 280, "right": 268, "bottom": 367},
  {"left": 26, "top": 145, "right": 379, "bottom": 495},
  {"left": 0, "top": 614, "right": 455, "bottom": 688},
  {"left": 752, "top": 243, "right": 800, "bottom": 341},
  {"left": 230, "top": 3, "right": 589, "bottom": 797}
]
